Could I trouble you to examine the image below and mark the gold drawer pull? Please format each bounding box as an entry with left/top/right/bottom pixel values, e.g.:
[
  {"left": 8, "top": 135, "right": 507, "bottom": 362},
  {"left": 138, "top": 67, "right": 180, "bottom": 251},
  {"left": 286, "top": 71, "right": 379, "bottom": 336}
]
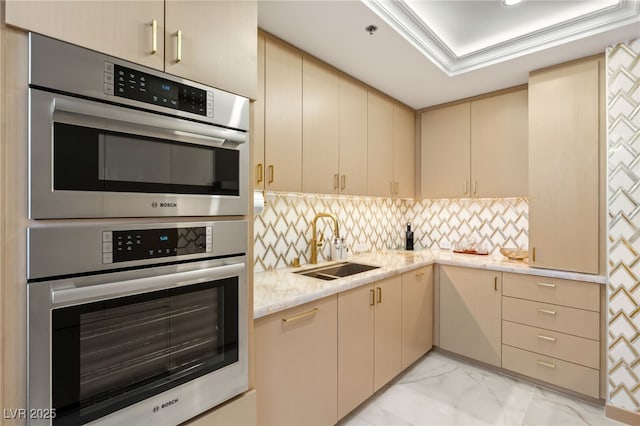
[
  {"left": 268, "top": 165, "right": 274, "bottom": 184},
  {"left": 370, "top": 289, "right": 375, "bottom": 306},
  {"left": 333, "top": 174, "right": 339, "bottom": 190},
  {"left": 537, "top": 309, "right": 557, "bottom": 315},
  {"left": 536, "top": 360, "right": 556, "bottom": 369},
  {"left": 282, "top": 308, "right": 318, "bottom": 324},
  {"left": 377, "top": 287, "right": 382, "bottom": 304},
  {"left": 494, "top": 277, "right": 498, "bottom": 291},
  {"left": 415, "top": 272, "right": 425, "bottom": 277},
  {"left": 537, "top": 334, "right": 557, "bottom": 342},
  {"left": 257, "top": 163, "right": 264, "bottom": 184},
  {"left": 341, "top": 175, "right": 346, "bottom": 190},
  {"left": 537, "top": 282, "right": 556, "bottom": 288},
  {"left": 175, "top": 30, "right": 182, "bottom": 63}
]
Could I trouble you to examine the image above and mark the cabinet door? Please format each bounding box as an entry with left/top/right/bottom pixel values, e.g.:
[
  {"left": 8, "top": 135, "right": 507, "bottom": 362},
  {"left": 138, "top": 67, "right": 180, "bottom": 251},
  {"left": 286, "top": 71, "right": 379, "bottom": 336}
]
[
  {"left": 255, "top": 296, "right": 337, "bottom": 426},
  {"left": 337, "top": 284, "right": 374, "bottom": 420},
  {"left": 393, "top": 103, "right": 416, "bottom": 199},
  {"left": 339, "top": 76, "right": 368, "bottom": 196},
  {"left": 302, "top": 58, "right": 340, "bottom": 194},
  {"left": 439, "top": 266, "right": 501, "bottom": 367},
  {"left": 164, "top": 0, "right": 257, "bottom": 98},
  {"left": 421, "top": 103, "right": 471, "bottom": 199},
  {"left": 374, "top": 276, "right": 402, "bottom": 391},
  {"left": 367, "top": 91, "right": 395, "bottom": 197},
  {"left": 471, "top": 89, "right": 528, "bottom": 198},
  {"left": 5, "top": 0, "right": 164, "bottom": 70},
  {"left": 401, "top": 266, "right": 433, "bottom": 370},
  {"left": 253, "top": 33, "right": 265, "bottom": 189},
  {"left": 528, "top": 59, "right": 600, "bottom": 274},
  {"left": 264, "top": 38, "right": 303, "bottom": 192}
]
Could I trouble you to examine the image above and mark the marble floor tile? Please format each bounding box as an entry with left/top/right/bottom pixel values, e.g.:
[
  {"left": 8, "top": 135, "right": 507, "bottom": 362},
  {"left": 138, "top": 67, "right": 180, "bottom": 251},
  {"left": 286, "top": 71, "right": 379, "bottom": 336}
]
[{"left": 339, "top": 351, "right": 623, "bottom": 426}]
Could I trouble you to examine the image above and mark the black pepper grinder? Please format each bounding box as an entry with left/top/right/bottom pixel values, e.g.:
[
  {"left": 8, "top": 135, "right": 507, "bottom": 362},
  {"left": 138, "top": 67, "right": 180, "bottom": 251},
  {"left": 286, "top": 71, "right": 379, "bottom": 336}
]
[{"left": 405, "top": 222, "right": 414, "bottom": 251}]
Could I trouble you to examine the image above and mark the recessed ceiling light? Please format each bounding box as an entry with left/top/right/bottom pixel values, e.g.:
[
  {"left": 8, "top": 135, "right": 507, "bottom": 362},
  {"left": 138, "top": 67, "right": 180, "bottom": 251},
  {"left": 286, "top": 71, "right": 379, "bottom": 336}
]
[{"left": 502, "top": 0, "right": 524, "bottom": 6}]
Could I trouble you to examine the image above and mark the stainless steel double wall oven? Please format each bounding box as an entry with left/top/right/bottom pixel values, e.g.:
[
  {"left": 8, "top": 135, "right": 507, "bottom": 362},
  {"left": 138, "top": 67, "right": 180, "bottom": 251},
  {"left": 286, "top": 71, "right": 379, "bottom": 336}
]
[{"left": 26, "top": 34, "right": 250, "bottom": 425}]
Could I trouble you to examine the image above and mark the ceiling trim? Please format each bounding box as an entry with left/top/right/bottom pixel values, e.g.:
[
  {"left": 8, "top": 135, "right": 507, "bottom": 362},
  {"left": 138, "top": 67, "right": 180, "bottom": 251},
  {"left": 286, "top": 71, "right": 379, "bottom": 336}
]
[{"left": 363, "top": 0, "right": 640, "bottom": 76}]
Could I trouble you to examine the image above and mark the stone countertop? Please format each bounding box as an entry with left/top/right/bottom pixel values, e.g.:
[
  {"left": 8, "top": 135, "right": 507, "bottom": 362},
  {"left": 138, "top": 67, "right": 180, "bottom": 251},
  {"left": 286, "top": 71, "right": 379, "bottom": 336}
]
[{"left": 253, "top": 249, "right": 607, "bottom": 319}]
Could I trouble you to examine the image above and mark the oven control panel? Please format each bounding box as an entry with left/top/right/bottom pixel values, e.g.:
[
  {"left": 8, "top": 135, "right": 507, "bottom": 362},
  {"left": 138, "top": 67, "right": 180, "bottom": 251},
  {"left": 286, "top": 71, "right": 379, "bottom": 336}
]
[
  {"left": 102, "top": 226, "right": 212, "bottom": 264},
  {"left": 103, "top": 62, "right": 213, "bottom": 118}
]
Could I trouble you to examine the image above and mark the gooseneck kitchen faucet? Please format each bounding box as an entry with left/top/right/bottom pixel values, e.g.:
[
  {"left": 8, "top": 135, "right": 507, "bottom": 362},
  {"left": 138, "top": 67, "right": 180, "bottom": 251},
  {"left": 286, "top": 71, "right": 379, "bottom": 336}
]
[{"left": 310, "top": 212, "right": 340, "bottom": 264}]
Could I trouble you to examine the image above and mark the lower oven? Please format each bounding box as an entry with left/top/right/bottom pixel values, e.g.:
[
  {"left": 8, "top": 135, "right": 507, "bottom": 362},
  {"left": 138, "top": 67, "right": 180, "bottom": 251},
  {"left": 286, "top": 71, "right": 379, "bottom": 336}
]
[{"left": 26, "top": 220, "right": 248, "bottom": 425}]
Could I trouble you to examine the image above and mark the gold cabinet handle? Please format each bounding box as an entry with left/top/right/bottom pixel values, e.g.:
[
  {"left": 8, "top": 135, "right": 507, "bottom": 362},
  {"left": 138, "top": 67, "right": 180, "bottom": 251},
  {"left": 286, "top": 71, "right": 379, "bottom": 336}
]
[
  {"left": 415, "top": 272, "right": 425, "bottom": 277},
  {"left": 473, "top": 180, "right": 477, "bottom": 195},
  {"left": 340, "top": 174, "right": 346, "bottom": 190},
  {"left": 390, "top": 182, "right": 394, "bottom": 195},
  {"left": 175, "top": 30, "right": 182, "bottom": 63},
  {"left": 494, "top": 276, "right": 498, "bottom": 291},
  {"left": 394, "top": 182, "right": 399, "bottom": 195},
  {"left": 369, "top": 289, "right": 375, "bottom": 306},
  {"left": 333, "top": 174, "right": 339, "bottom": 190},
  {"left": 257, "top": 163, "right": 264, "bottom": 184},
  {"left": 376, "top": 287, "right": 382, "bottom": 304},
  {"left": 463, "top": 180, "right": 468, "bottom": 195},
  {"left": 150, "top": 19, "right": 158, "bottom": 54},
  {"left": 268, "top": 165, "right": 274, "bottom": 184},
  {"left": 537, "top": 334, "right": 557, "bottom": 342},
  {"left": 532, "top": 247, "right": 536, "bottom": 262},
  {"left": 537, "top": 282, "right": 556, "bottom": 288},
  {"left": 536, "top": 360, "right": 556, "bottom": 369},
  {"left": 282, "top": 308, "right": 318, "bottom": 324},
  {"left": 537, "top": 308, "right": 556, "bottom": 315}
]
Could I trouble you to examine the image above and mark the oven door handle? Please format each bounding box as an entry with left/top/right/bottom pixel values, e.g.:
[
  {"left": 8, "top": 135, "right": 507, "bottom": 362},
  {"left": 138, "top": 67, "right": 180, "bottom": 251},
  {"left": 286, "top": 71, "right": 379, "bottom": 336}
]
[
  {"left": 51, "top": 95, "right": 247, "bottom": 147},
  {"left": 51, "top": 262, "right": 245, "bottom": 306}
]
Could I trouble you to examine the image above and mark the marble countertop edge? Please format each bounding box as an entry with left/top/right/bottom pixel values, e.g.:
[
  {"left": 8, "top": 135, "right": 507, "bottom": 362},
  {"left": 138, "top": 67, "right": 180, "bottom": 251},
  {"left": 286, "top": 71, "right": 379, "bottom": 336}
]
[{"left": 254, "top": 250, "right": 606, "bottom": 319}]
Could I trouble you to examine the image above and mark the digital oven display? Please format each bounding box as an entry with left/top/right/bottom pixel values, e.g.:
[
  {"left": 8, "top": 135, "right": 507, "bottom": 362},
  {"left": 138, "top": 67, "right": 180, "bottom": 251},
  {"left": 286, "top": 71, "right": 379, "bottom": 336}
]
[
  {"left": 112, "top": 227, "right": 207, "bottom": 262},
  {"left": 113, "top": 64, "right": 208, "bottom": 116}
]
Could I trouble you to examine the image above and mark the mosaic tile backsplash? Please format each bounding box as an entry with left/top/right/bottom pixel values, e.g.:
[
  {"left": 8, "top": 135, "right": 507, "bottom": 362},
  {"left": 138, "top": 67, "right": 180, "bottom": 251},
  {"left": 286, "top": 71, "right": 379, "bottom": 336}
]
[
  {"left": 607, "top": 39, "right": 640, "bottom": 413},
  {"left": 254, "top": 191, "right": 528, "bottom": 272}
]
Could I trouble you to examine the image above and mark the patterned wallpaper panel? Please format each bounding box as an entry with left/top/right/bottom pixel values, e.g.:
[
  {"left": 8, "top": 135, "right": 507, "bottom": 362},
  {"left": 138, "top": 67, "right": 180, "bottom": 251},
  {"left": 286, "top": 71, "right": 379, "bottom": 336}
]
[
  {"left": 607, "top": 39, "right": 640, "bottom": 412},
  {"left": 254, "top": 191, "right": 528, "bottom": 272}
]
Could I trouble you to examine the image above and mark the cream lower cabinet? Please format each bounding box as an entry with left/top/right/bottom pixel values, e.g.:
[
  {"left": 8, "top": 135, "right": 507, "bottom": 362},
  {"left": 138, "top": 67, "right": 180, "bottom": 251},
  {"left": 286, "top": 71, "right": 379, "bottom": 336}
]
[
  {"left": 501, "top": 272, "right": 601, "bottom": 398},
  {"left": 338, "top": 276, "right": 402, "bottom": 419},
  {"left": 255, "top": 296, "right": 337, "bottom": 426},
  {"left": 401, "top": 266, "right": 433, "bottom": 369},
  {"left": 439, "top": 266, "right": 502, "bottom": 367},
  {"left": 528, "top": 57, "right": 602, "bottom": 274}
]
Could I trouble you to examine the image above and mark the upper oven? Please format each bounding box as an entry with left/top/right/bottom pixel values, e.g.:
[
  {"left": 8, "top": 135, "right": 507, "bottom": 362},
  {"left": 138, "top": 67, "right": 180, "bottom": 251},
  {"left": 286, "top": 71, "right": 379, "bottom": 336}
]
[{"left": 28, "top": 34, "right": 249, "bottom": 219}]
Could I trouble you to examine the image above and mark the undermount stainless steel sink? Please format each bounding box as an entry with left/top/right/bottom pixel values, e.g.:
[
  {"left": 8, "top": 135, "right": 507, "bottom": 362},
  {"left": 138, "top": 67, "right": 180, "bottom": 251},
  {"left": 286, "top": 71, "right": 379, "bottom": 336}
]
[{"left": 296, "top": 262, "right": 380, "bottom": 281}]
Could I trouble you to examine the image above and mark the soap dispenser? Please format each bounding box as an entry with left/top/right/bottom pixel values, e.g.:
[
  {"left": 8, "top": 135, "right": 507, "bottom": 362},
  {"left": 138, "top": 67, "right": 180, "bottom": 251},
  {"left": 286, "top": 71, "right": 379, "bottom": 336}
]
[{"left": 405, "top": 222, "right": 414, "bottom": 251}]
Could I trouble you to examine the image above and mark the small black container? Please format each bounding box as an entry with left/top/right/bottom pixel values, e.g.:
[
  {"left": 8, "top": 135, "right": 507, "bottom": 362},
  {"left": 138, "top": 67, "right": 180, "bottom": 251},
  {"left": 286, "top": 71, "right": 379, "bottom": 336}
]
[{"left": 405, "top": 222, "right": 414, "bottom": 251}]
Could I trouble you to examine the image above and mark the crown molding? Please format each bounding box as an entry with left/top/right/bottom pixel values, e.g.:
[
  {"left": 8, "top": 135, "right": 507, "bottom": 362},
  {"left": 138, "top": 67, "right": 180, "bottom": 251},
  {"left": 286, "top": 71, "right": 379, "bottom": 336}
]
[{"left": 363, "top": 0, "right": 640, "bottom": 76}]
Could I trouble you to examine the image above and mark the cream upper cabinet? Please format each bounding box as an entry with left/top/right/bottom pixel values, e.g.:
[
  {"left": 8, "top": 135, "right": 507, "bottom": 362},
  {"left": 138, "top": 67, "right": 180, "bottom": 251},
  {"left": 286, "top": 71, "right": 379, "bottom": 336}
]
[
  {"left": 393, "top": 103, "right": 416, "bottom": 199},
  {"left": 253, "top": 33, "right": 266, "bottom": 189},
  {"left": 337, "top": 276, "right": 402, "bottom": 419},
  {"left": 367, "top": 92, "right": 395, "bottom": 197},
  {"left": 255, "top": 296, "right": 338, "bottom": 426},
  {"left": 401, "top": 266, "right": 433, "bottom": 369},
  {"left": 439, "top": 265, "right": 502, "bottom": 367},
  {"left": 5, "top": 1, "right": 257, "bottom": 98},
  {"left": 302, "top": 57, "right": 340, "bottom": 194},
  {"left": 264, "top": 37, "right": 302, "bottom": 192},
  {"left": 421, "top": 103, "right": 471, "bottom": 199},
  {"left": 470, "top": 88, "right": 528, "bottom": 198},
  {"left": 421, "top": 89, "right": 528, "bottom": 199},
  {"left": 338, "top": 76, "right": 368, "bottom": 196},
  {"left": 164, "top": 0, "right": 257, "bottom": 98},
  {"left": 5, "top": 1, "right": 165, "bottom": 70},
  {"left": 528, "top": 58, "right": 601, "bottom": 274}
]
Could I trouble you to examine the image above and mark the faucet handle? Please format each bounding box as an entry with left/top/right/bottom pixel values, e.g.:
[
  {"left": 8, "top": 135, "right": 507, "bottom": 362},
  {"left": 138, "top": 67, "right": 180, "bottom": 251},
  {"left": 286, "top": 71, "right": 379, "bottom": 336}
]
[{"left": 317, "top": 232, "right": 325, "bottom": 247}]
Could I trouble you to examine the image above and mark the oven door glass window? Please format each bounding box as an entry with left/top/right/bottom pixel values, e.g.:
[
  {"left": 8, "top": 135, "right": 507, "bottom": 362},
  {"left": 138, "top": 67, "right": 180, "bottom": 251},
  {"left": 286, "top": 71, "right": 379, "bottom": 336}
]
[
  {"left": 51, "top": 278, "right": 239, "bottom": 425},
  {"left": 52, "top": 122, "right": 240, "bottom": 195}
]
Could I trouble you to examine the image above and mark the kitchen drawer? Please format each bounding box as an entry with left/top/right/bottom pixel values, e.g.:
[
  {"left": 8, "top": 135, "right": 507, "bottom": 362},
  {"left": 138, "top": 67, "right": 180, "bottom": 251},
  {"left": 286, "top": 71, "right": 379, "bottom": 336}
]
[
  {"left": 502, "top": 345, "right": 599, "bottom": 398},
  {"left": 502, "top": 296, "right": 599, "bottom": 340},
  {"left": 502, "top": 273, "right": 599, "bottom": 311},
  {"left": 502, "top": 320, "right": 599, "bottom": 369}
]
